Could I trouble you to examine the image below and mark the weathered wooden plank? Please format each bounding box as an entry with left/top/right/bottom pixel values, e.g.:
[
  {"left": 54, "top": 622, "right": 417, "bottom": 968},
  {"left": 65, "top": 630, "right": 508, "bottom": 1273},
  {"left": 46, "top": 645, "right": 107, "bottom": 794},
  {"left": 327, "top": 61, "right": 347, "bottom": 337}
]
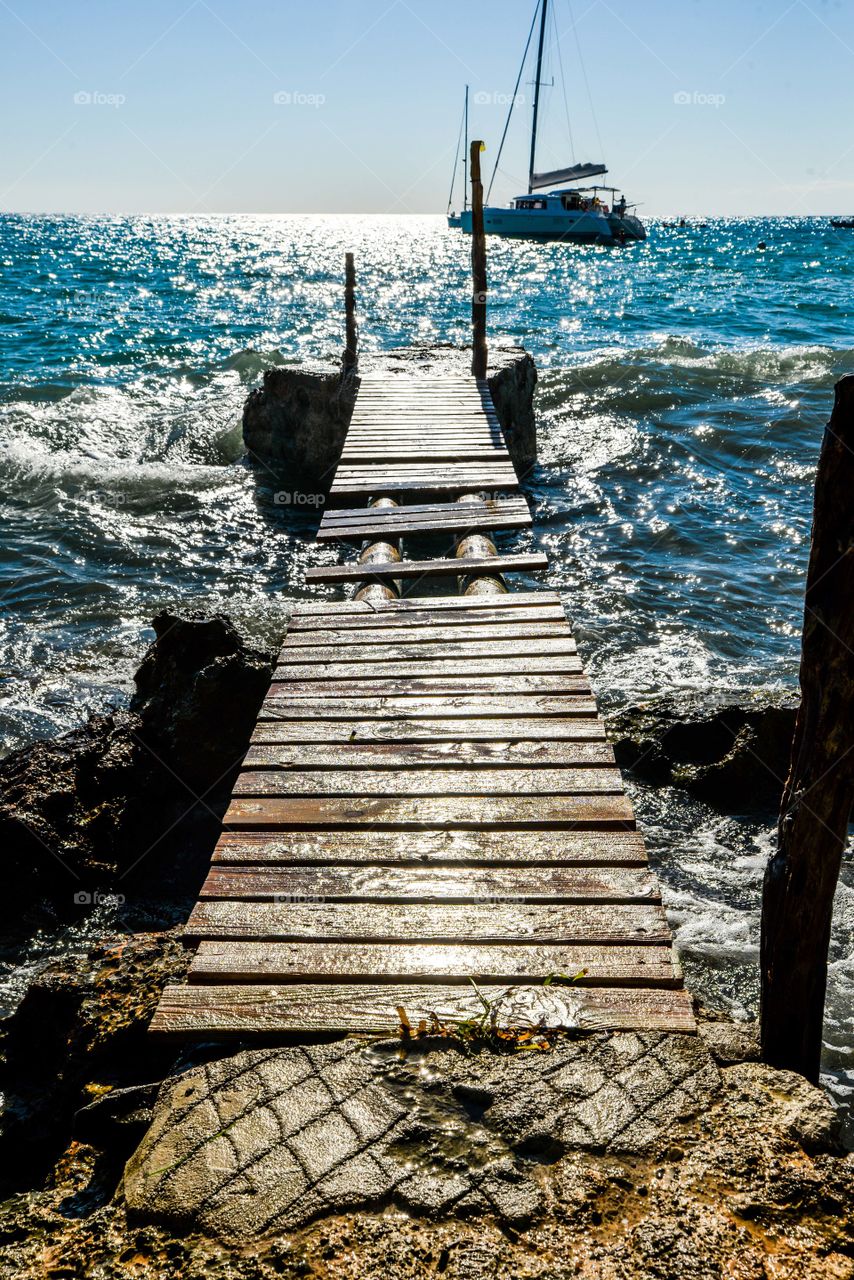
[
  {"left": 267, "top": 677, "right": 591, "bottom": 698},
  {"left": 277, "top": 639, "right": 578, "bottom": 663},
  {"left": 288, "top": 591, "right": 562, "bottom": 614},
  {"left": 340, "top": 449, "right": 511, "bottom": 462},
  {"left": 321, "top": 500, "right": 529, "bottom": 522},
  {"left": 267, "top": 677, "right": 591, "bottom": 697},
  {"left": 224, "top": 794, "right": 635, "bottom": 829},
  {"left": 287, "top": 607, "right": 567, "bottom": 631},
  {"left": 250, "top": 717, "right": 607, "bottom": 744},
  {"left": 330, "top": 476, "right": 519, "bottom": 498},
  {"left": 199, "top": 864, "right": 657, "bottom": 903},
  {"left": 318, "top": 518, "right": 531, "bottom": 541},
  {"left": 188, "top": 941, "right": 679, "bottom": 986},
  {"left": 304, "top": 553, "right": 547, "bottom": 585},
  {"left": 273, "top": 656, "right": 583, "bottom": 678},
  {"left": 211, "top": 829, "right": 648, "bottom": 866},
  {"left": 231, "top": 766, "right": 624, "bottom": 798},
  {"left": 280, "top": 625, "right": 569, "bottom": 650},
  {"left": 186, "top": 899, "right": 664, "bottom": 942},
  {"left": 150, "top": 983, "right": 696, "bottom": 1036},
  {"left": 242, "top": 741, "right": 614, "bottom": 769},
  {"left": 257, "top": 696, "right": 599, "bottom": 719}
]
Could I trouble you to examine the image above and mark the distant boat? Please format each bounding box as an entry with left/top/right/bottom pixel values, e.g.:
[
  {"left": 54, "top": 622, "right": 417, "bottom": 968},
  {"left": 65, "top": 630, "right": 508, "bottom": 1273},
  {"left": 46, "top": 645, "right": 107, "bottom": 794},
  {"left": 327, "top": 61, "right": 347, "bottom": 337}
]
[
  {"left": 830, "top": 218, "right": 854, "bottom": 229},
  {"left": 449, "top": 0, "right": 645, "bottom": 245},
  {"left": 446, "top": 86, "right": 468, "bottom": 229}
]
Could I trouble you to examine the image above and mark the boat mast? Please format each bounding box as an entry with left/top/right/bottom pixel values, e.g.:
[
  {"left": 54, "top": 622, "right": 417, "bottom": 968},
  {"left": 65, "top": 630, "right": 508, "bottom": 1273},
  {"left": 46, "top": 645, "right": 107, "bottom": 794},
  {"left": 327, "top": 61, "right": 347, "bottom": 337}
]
[
  {"left": 463, "top": 85, "right": 469, "bottom": 211},
  {"left": 527, "top": 0, "right": 548, "bottom": 194}
]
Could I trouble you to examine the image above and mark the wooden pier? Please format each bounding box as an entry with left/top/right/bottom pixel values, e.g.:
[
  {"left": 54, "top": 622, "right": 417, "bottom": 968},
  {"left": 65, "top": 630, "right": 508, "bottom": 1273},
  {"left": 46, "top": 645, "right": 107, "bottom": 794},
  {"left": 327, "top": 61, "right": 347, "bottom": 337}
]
[{"left": 151, "top": 372, "right": 693, "bottom": 1040}]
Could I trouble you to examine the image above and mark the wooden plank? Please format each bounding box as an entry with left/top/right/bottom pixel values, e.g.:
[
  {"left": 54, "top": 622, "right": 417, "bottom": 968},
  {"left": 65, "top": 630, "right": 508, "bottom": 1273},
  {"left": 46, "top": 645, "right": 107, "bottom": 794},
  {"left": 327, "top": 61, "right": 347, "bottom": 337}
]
[
  {"left": 280, "top": 624, "right": 569, "bottom": 649},
  {"left": 151, "top": 984, "right": 695, "bottom": 1036},
  {"left": 257, "top": 696, "right": 600, "bottom": 719},
  {"left": 250, "top": 717, "right": 608, "bottom": 744},
  {"left": 231, "top": 767, "right": 625, "bottom": 798},
  {"left": 287, "top": 591, "right": 562, "bottom": 613},
  {"left": 211, "top": 829, "right": 648, "bottom": 866},
  {"left": 330, "top": 477, "right": 519, "bottom": 499},
  {"left": 199, "top": 865, "right": 657, "bottom": 903},
  {"left": 224, "top": 794, "right": 635, "bottom": 829},
  {"left": 276, "top": 639, "right": 579, "bottom": 662},
  {"left": 185, "top": 900, "right": 664, "bottom": 943},
  {"left": 188, "top": 941, "right": 679, "bottom": 987},
  {"left": 267, "top": 677, "right": 591, "bottom": 696},
  {"left": 273, "top": 656, "right": 583, "bottom": 678},
  {"left": 242, "top": 741, "right": 614, "bottom": 768},
  {"left": 304, "top": 554, "right": 546, "bottom": 585},
  {"left": 286, "top": 607, "right": 567, "bottom": 631},
  {"left": 321, "top": 500, "right": 530, "bottom": 522},
  {"left": 340, "top": 449, "right": 511, "bottom": 462}
]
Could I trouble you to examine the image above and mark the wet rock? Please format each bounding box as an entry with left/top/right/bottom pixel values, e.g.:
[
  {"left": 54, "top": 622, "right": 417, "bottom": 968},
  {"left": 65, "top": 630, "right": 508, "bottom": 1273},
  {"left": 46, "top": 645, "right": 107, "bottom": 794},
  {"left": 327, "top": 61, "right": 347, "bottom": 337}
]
[
  {"left": 242, "top": 365, "right": 358, "bottom": 491},
  {"left": 609, "top": 693, "right": 798, "bottom": 811},
  {"left": 131, "top": 611, "right": 273, "bottom": 795},
  {"left": 0, "top": 931, "right": 190, "bottom": 1194},
  {"left": 0, "top": 612, "right": 273, "bottom": 910},
  {"left": 722, "top": 1061, "right": 844, "bottom": 1154},
  {"left": 123, "top": 1032, "right": 719, "bottom": 1240},
  {"left": 698, "top": 1016, "right": 761, "bottom": 1066}
]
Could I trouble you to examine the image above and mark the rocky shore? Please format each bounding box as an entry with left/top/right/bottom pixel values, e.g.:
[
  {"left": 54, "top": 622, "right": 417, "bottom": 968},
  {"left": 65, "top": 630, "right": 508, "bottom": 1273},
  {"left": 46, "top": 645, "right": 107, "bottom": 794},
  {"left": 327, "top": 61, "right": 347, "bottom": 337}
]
[{"left": 2, "top": 611, "right": 851, "bottom": 1278}]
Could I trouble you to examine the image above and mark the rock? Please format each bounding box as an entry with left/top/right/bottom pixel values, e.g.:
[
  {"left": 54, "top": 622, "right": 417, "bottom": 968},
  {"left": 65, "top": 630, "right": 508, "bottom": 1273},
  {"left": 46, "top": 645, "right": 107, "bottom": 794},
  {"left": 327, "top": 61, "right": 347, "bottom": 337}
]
[
  {"left": 698, "top": 1016, "right": 761, "bottom": 1066},
  {"left": 0, "top": 612, "right": 273, "bottom": 909},
  {"left": 242, "top": 365, "right": 358, "bottom": 492},
  {"left": 123, "top": 1032, "right": 719, "bottom": 1240},
  {"left": 1, "top": 931, "right": 190, "bottom": 1193},
  {"left": 722, "top": 1061, "right": 844, "bottom": 1154},
  {"left": 241, "top": 345, "right": 538, "bottom": 492},
  {"left": 131, "top": 611, "right": 273, "bottom": 795},
  {"left": 609, "top": 693, "right": 798, "bottom": 811}
]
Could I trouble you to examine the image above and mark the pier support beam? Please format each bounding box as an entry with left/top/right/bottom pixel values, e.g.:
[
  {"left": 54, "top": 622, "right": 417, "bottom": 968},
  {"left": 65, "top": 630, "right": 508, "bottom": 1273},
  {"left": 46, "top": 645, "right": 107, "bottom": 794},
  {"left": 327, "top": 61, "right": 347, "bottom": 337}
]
[
  {"left": 455, "top": 493, "right": 507, "bottom": 597},
  {"left": 760, "top": 374, "right": 854, "bottom": 1081},
  {"left": 353, "top": 497, "right": 400, "bottom": 603},
  {"left": 343, "top": 252, "right": 358, "bottom": 373}
]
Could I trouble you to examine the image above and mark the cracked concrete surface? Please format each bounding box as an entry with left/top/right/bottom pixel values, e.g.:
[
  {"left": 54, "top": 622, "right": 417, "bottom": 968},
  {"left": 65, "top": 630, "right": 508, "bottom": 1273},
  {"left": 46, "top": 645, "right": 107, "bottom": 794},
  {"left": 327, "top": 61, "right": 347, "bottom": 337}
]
[{"left": 123, "top": 1032, "right": 718, "bottom": 1239}]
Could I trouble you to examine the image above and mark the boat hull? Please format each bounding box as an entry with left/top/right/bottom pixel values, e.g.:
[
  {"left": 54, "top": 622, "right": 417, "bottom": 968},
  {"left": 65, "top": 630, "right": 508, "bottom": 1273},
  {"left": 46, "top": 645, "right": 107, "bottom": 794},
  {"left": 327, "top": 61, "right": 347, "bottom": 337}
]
[{"left": 458, "top": 207, "right": 645, "bottom": 244}]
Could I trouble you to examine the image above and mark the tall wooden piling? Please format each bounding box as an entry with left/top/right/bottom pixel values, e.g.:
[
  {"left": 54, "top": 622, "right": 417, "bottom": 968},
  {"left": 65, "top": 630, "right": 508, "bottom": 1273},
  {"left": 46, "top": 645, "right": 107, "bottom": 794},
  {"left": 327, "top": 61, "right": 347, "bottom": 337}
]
[
  {"left": 470, "top": 141, "right": 488, "bottom": 380},
  {"left": 760, "top": 374, "right": 854, "bottom": 1081},
  {"left": 344, "top": 252, "right": 358, "bottom": 372}
]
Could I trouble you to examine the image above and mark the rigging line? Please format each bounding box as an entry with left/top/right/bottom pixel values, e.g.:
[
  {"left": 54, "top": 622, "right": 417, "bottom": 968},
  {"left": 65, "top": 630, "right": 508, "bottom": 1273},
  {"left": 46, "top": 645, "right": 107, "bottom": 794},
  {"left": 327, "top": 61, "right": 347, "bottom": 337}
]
[
  {"left": 565, "top": 0, "right": 605, "bottom": 161},
  {"left": 552, "top": 0, "right": 575, "bottom": 163},
  {"left": 485, "top": 0, "right": 541, "bottom": 204},
  {"left": 446, "top": 96, "right": 466, "bottom": 213}
]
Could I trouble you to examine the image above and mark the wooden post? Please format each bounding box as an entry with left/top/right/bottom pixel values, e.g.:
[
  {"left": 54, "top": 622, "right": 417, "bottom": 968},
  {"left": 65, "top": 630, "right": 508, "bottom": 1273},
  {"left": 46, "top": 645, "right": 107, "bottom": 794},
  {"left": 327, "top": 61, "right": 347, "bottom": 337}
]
[
  {"left": 343, "top": 252, "right": 358, "bottom": 371},
  {"left": 470, "top": 141, "right": 487, "bottom": 380},
  {"left": 760, "top": 374, "right": 854, "bottom": 1081}
]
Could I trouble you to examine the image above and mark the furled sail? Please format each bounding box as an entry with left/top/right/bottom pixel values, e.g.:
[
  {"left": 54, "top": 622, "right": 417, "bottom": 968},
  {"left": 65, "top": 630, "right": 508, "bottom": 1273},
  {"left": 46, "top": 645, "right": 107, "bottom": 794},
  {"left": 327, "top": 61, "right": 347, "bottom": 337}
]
[{"left": 530, "top": 163, "right": 607, "bottom": 190}]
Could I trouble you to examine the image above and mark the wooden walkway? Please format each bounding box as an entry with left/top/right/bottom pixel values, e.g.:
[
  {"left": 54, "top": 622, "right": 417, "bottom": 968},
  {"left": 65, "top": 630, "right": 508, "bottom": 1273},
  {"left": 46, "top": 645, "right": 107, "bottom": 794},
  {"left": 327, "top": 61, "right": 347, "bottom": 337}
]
[{"left": 151, "top": 375, "right": 693, "bottom": 1039}]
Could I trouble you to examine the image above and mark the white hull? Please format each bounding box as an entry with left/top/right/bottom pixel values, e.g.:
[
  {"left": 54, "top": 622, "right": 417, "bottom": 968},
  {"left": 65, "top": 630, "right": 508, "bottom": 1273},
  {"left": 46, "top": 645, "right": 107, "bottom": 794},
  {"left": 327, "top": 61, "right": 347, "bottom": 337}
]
[{"left": 459, "top": 205, "right": 645, "bottom": 243}]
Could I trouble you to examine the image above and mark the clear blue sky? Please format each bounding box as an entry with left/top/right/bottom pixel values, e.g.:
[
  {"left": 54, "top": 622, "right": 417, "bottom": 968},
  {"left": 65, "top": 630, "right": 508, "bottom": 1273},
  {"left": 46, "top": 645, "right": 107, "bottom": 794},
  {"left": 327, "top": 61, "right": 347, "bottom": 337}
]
[{"left": 1, "top": 0, "right": 852, "bottom": 216}]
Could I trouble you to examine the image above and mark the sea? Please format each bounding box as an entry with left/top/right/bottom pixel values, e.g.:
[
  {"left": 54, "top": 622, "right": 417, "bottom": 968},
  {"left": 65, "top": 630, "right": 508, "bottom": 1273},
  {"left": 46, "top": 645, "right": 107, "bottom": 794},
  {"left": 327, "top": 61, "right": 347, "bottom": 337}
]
[{"left": 2, "top": 213, "right": 853, "bottom": 1118}]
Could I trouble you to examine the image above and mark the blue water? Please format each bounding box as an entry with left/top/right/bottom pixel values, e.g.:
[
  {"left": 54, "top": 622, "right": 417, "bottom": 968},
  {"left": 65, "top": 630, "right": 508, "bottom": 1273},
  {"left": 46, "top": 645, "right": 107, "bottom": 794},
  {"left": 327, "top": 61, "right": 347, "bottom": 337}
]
[{"left": 2, "top": 213, "right": 854, "bottom": 1105}]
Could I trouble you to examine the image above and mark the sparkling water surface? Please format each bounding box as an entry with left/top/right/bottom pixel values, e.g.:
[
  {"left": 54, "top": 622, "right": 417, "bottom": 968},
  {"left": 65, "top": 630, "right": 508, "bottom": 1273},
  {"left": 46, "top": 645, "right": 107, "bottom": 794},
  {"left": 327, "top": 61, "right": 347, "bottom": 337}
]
[{"left": 2, "top": 213, "right": 853, "bottom": 1108}]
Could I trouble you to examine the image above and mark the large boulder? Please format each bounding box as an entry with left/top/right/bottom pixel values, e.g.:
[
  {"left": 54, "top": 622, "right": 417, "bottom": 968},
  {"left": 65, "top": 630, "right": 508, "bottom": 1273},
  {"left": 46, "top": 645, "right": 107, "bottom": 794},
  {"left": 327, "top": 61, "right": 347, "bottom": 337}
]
[
  {"left": 609, "top": 694, "right": 798, "bottom": 811},
  {"left": 0, "top": 612, "right": 274, "bottom": 910}
]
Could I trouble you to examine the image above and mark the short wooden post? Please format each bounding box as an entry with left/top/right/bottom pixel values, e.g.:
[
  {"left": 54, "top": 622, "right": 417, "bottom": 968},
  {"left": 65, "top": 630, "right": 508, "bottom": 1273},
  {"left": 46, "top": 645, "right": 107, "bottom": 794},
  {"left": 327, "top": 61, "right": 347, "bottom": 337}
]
[
  {"left": 760, "top": 374, "right": 854, "bottom": 1081},
  {"left": 343, "top": 252, "right": 358, "bottom": 371},
  {"left": 470, "top": 141, "right": 487, "bottom": 380}
]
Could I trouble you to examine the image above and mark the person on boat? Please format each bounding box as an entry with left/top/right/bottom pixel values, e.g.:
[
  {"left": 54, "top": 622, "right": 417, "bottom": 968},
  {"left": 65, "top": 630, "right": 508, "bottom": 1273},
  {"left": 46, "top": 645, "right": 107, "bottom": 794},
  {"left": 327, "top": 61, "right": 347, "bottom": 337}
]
[{"left": 618, "top": 195, "right": 627, "bottom": 217}]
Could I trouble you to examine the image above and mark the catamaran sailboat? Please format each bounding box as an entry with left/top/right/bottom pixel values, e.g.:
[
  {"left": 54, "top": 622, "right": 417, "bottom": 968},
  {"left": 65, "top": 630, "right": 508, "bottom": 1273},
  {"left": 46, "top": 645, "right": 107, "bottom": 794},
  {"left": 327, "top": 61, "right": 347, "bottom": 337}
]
[{"left": 446, "top": 0, "right": 645, "bottom": 244}]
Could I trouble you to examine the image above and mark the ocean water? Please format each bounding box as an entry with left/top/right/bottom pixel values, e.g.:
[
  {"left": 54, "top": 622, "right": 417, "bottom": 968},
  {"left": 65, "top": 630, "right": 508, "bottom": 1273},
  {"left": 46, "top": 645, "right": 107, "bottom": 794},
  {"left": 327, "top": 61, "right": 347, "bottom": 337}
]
[{"left": 2, "top": 213, "right": 854, "bottom": 1102}]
